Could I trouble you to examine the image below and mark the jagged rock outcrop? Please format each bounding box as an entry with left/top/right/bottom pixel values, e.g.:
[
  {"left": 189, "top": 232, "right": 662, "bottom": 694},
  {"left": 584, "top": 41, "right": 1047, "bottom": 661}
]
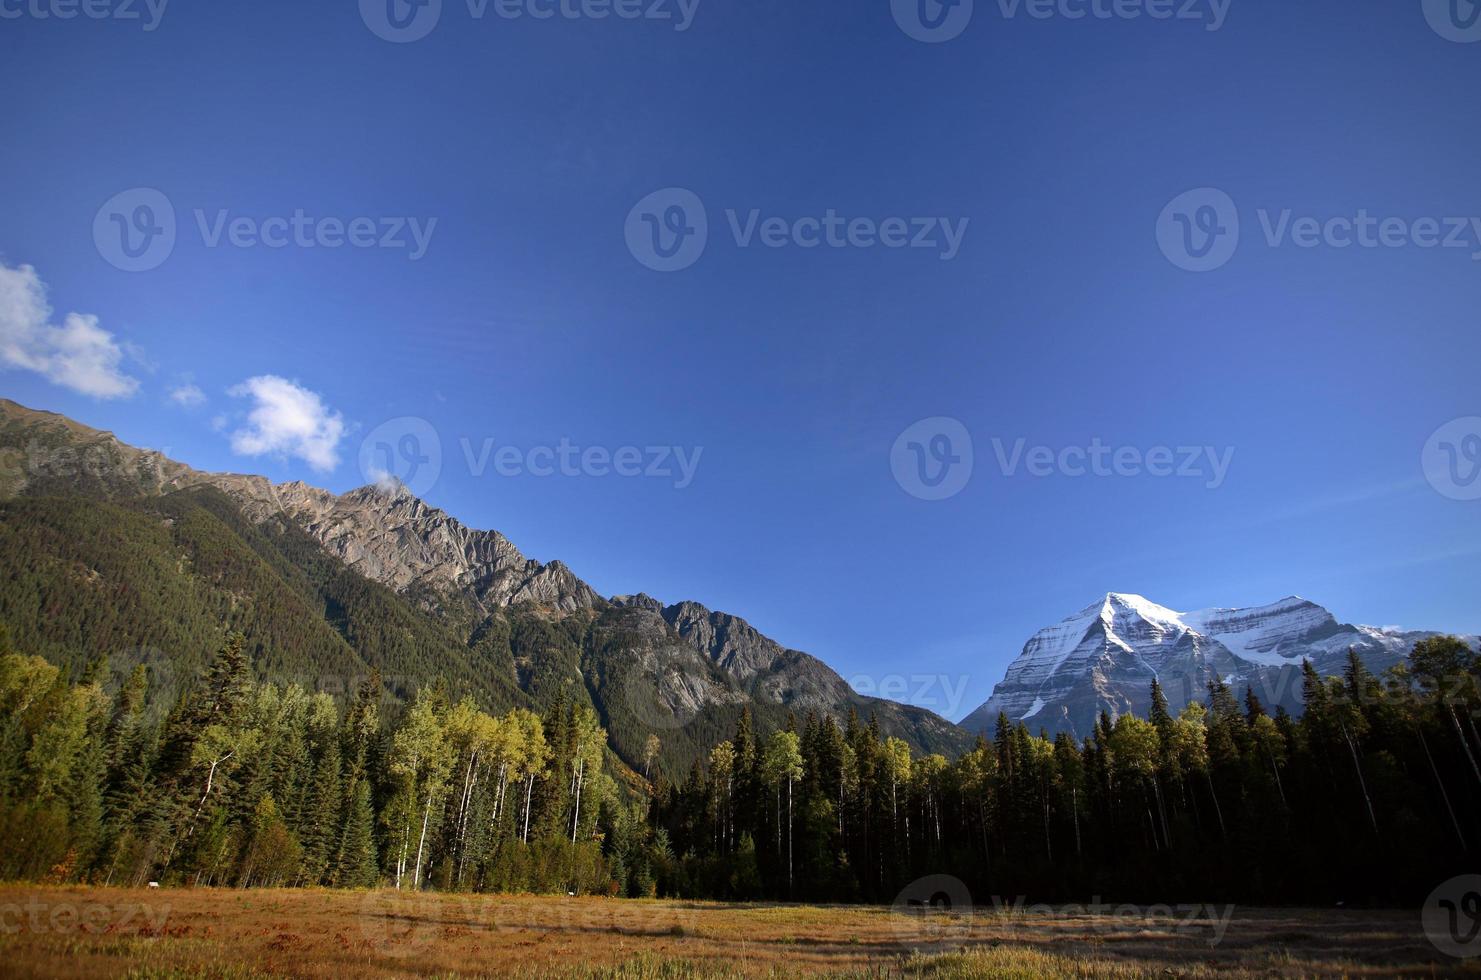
[{"left": 218, "top": 480, "right": 599, "bottom": 615}]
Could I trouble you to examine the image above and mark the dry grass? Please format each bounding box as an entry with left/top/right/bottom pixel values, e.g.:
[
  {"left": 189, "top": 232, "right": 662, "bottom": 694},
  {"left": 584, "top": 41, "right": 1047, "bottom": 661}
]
[{"left": 0, "top": 885, "right": 1469, "bottom": 978}]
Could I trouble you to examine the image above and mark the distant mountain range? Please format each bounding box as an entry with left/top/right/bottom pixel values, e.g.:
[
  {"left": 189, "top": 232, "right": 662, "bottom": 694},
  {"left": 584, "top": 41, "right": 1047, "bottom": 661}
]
[
  {"left": 0, "top": 399, "right": 971, "bottom": 776},
  {"left": 3, "top": 398, "right": 1469, "bottom": 760},
  {"left": 962, "top": 592, "right": 1479, "bottom": 738}
]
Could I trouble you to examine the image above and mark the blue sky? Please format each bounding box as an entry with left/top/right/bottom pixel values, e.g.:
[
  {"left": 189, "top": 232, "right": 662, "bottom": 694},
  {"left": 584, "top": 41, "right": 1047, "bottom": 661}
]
[{"left": 2, "top": 0, "right": 1478, "bottom": 721}]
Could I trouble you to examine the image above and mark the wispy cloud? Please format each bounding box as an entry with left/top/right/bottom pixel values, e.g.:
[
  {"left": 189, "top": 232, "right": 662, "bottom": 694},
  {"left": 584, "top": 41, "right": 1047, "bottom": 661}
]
[
  {"left": 1312, "top": 542, "right": 1481, "bottom": 579},
  {"left": 168, "top": 383, "right": 206, "bottom": 408},
  {"left": 1245, "top": 478, "right": 1427, "bottom": 527},
  {"left": 226, "top": 375, "right": 345, "bottom": 472},
  {"left": 0, "top": 261, "right": 139, "bottom": 399}
]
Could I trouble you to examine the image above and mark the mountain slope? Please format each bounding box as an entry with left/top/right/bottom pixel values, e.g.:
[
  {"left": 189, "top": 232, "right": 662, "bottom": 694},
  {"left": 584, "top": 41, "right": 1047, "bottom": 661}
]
[
  {"left": 0, "top": 399, "right": 971, "bottom": 769},
  {"left": 963, "top": 592, "right": 1478, "bottom": 738}
]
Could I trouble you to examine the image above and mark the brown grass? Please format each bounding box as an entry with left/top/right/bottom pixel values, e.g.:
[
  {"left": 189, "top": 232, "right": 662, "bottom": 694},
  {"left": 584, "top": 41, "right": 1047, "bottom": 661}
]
[{"left": 0, "top": 885, "right": 1469, "bottom": 978}]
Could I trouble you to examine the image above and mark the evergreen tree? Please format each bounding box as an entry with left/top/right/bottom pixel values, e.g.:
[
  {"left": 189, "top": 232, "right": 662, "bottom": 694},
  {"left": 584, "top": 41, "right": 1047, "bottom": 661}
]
[{"left": 335, "top": 779, "right": 380, "bottom": 888}]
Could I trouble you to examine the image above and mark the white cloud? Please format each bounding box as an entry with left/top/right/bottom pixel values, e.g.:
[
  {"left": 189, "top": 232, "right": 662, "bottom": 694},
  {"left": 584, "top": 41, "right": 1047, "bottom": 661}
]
[
  {"left": 169, "top": 383, "right": 206, "bottom": 408},
  {"left": 0, "top": 262, "right": 139, "bottom": 399},
  {"left": 226, "top": 375, "right": 345, "bottom": 472}
]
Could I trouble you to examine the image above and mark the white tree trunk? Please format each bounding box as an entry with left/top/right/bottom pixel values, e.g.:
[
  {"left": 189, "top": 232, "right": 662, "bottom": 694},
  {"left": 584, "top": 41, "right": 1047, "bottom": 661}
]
[
  {"left": 522, "top": 774, "right": 534, "bottom": 843},
  {"left": 413, "top": 791, "right": 434, "bottom": 890},
  {"left": 570, "top": 758, "right": 585, "bottom": 844}
]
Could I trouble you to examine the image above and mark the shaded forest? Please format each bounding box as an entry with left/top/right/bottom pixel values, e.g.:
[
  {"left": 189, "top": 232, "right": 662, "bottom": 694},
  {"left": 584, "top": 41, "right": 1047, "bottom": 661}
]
[{"left": 2, "top": 619, "right": 1477, "bottom": 906}]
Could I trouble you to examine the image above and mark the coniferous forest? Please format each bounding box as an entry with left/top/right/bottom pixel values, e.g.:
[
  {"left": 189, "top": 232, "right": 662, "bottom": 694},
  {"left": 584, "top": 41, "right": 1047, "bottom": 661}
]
[{"left": 2, "top": 618, "right": 1477, "bottom": 907}]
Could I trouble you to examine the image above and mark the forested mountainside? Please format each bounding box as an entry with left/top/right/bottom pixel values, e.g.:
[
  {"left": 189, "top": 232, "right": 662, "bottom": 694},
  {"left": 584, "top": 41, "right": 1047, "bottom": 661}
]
[{"left": 0, "top": 399, "right": 971, "bottom": 779}]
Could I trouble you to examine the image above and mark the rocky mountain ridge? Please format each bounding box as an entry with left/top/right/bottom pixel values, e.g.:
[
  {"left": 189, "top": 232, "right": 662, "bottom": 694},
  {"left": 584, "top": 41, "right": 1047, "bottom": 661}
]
[{"left": 0, "top": 399, "right": 970, "bottom": 761}]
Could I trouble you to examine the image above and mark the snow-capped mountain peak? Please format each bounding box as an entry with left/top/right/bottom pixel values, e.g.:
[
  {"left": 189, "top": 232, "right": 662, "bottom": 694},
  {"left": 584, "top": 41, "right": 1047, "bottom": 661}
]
[{"left": 962, "top": 594, "right": 1475, "bottom": 739}]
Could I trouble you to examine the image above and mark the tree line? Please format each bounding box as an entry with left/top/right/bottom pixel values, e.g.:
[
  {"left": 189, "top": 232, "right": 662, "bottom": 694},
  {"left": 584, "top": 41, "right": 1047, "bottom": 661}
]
[
  {"left": 2, "top": 621, "right": 1477, "bottom": 905},
  {"left": 0, "top": 626, "right": 669, "bottom": 897},
  {"left": 652, "top": 636, "right": 1480, "bottom": 905}
]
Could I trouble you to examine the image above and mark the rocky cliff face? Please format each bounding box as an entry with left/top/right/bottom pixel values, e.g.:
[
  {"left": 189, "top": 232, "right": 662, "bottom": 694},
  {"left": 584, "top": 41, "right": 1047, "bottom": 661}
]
[
  {"left": 216, "top": 479, "right": 599, "bottom": 615},
  {"left": 963, "top": 592, "right": 1478, "bottom": 739}
]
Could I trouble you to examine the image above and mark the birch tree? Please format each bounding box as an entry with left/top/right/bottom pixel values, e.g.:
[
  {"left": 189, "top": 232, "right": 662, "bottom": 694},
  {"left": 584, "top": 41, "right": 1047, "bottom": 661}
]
[
  {"left": 762, "top": 729, "right": 803, "bottom": 894},
  {"left": 387, "top": 692, "right": 453, "bottom": 890}
]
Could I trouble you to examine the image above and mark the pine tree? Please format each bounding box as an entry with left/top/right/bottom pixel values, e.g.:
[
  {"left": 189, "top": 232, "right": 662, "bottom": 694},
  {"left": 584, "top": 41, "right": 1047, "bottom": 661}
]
[
  {"left": 1149, "top": 679, "right": 1173, "bottom": 732},
  {"left": 334, "top": 779, "right": 379, "bottom": 888},
  {"left": 299, "top": 696, "right": 343, "bottom": 885},
  {"left": 1244, "top": 686, "right": 1267, "bottom": 724}
]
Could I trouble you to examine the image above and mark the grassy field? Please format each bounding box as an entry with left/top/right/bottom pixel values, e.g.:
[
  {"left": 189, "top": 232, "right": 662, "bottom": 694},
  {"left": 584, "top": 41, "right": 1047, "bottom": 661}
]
[{"left": 0, "top": 885, "right": 1469, "bottom": 978}]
